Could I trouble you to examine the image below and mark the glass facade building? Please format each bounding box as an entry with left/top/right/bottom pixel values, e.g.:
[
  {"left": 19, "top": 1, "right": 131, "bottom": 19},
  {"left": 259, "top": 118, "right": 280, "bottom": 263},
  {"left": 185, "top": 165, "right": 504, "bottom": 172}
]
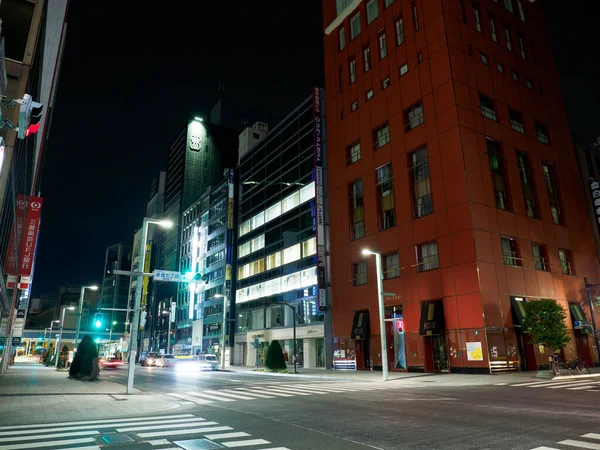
[{"left": 233, "top": 90, "right": 331, "bottom": 369}]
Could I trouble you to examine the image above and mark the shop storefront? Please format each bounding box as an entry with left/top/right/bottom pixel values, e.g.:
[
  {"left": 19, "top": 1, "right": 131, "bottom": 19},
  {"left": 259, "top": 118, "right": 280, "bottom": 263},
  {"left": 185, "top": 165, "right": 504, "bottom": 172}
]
[
  {"left": 234, "top": 324, "right": 325, "bottom": 368},
  {"left": 418, "top": 300, "right": 448, "bottom": 373}
]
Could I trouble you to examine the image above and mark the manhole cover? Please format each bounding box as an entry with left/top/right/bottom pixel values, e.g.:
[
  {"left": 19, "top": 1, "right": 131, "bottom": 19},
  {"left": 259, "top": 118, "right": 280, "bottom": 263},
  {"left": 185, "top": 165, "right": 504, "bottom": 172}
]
[
  {"left": 101, "top": 434, "right": 135, "bottom": 444},
  {"left": 174, "top": 438, "right": 225, "bottom": 449}
]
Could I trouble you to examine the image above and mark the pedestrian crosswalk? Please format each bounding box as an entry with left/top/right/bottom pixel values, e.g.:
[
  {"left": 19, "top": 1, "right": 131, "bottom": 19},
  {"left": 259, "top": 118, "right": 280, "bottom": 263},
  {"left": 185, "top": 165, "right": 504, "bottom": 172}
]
[
  {"left": 165, "top": 382, "right": 387, "bottom": 405},
  {"left": 530, "top": 432, "right": 600, "bottom": 449},
  {"left": 0, "top": 413, "right": 290, "bottom": 449},
  {"left": 507, "top": 378, "right": 600, "bottom": 392}
]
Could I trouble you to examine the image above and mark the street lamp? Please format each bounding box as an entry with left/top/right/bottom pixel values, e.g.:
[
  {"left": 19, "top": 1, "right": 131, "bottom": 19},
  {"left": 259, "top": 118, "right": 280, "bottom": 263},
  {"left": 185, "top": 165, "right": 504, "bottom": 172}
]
[
  {"left": 126, "top": 217, "right": 173, "bottom": 394},
  {"left": 74, "top": 284, "right": 99, "bottom": 349},
  {"left": 49, "top": 320, "right": 59, "bottom": 361},
  {"left": 161, "top": 310, "right": 173, "bottom": 354},
  {"left": 362, "top": 249, "right": 389, "bottom": 382},
  {"left": 215, "top": 294, "right": 229, "bottom": 370},
  {"left": 55, "top": 307, "right": 75, "bottom": 368}
]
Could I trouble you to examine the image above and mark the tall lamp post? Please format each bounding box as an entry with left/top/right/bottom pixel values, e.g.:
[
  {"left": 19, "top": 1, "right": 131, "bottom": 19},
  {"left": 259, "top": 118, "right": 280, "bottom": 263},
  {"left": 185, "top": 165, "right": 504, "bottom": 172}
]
[
  {"left": 55, "top": 307, "right": 75, "bottom": 368},
  {"left": 215, "top": 294, "right": 229, "bottom": 370},
  {"left": 362, "top": 249, "right": 389, "bottom": 382},
  {"left": 126, "top": 217, "right": 173, "bottom": 395},
  {"left": 48, "top": 320, "right": 59, "bottom": 360},
  {"left": 74, "top": 285, "right": 99, "bottom": 350}
]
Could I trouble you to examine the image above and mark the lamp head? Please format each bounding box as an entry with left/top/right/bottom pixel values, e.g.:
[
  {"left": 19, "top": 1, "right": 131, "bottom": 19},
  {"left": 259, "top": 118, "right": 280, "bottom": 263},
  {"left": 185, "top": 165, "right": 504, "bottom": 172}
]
[
  {"left": 158, "top": 220, "right": 174, "bottom": 229},
  {"left": 67, "top": 306, "right": 75, "bottom": 310},
  {"left": 362, "top": 249, "right": 373, "bottom": 256},
  {"left": 88, "top": 285, "right": 99, "bottom": 291},
  {"left": 214, "top": 294, "right": 225, "bottom": 298}
]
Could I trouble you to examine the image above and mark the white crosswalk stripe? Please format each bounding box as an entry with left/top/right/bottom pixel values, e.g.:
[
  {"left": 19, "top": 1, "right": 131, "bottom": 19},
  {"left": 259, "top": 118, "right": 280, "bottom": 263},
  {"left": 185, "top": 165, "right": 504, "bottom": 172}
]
[
  {"left": 528, "top": 431, "right": 600, "bottom": 449},
  {"left": 0, "top": 413, "right": 291, "bottom": 450},
  {"left": 509, "top": 379, "right": 600, "bottom": 391},
  {"left": 165, "top": 381, "right": 383, "bottom": 404}
]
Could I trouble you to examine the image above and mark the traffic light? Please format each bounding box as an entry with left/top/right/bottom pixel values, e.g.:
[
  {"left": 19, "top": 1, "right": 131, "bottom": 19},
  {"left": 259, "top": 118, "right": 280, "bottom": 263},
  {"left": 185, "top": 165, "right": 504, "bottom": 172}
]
[
  {"left": 184, "top": 272, "right": 207, "bottom": 283},
  {"left": 17, "top": 94, "right": 31, "bottom": 139},
  {"left": 94, "top": 312, "right": 103, "bottom": 328},
  {"left": 26, "top": 102, "right": 43, "bottom": 136}
]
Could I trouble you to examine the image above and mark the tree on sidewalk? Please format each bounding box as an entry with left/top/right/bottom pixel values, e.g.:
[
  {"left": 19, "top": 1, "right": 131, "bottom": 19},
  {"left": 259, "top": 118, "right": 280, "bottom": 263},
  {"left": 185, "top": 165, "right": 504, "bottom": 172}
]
[
  {"left": 69, "top": 335, "right": 99, "bottom": 380},
  {"left": 265, "top": 340, "right": 287, "bottom": 371},
  {"left": 522, "top": 299, "right": 570, "bottom": 374}
]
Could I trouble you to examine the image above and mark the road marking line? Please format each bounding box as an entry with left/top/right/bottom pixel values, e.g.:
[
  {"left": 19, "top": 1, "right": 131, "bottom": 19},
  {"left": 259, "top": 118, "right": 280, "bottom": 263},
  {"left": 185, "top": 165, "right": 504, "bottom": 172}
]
[
  {"left": 257, "top": 448, "right": 292, "bottom": 450},
  {"left": 0, "top": 414, "right": 195, "bottom": 431},
  {"left": 530, "top": 447, "right": 561, "bottom": 450},
  {"left": 202, "top": 390, "right": 258, "bottom": 400},
  {"left": 558, "top": 439, "right": 600, "bottom": 449},
  {"left": 138, "top": 426, "right": 232, "bottom": 438},
  {"left": 228, "top": 389, "right": 274, "bottom": 399},
  {"left": 567, "top": 385, "right": 600, "bottom": 390},
  {"left": 0, "top": 437, "right": 96, "bottom": 450},
  {"left": 262, "top": 386, "right": 316, "bottom": 395},
  {"left": 205, "top": 432, "right": 251, "bottom": 439},
  {"left": 494, "top": 382, "right": 508, "bottom": 385},
  {"left": 0, "top": 417, "right": 207, "bottom": 436},
  {"left": 283, "top": 384, "right": 358, "bottom": 393},
  {"left": 148, "top": 439, "right": 171, "bottom": 446},
  {"left": 582, "top": 434, "right": 600, "bottom": 441},
  {"left": 118, "top": 420, "right": 212, "bottom": 433},
  {"left": 221, "top": 439, "right": 271, "bottom": 448},
  {"left": 511, "top": 381, "right": 559, "bottom": 387},
  {"left": 0, "top": 430, "right": 99, "bottom": 443},
  {"left": 55, "top": 446, "right": 101, "bottom": 450},
  {"left": 184, "top": 391, "right": 237, "bottom": 402},
  {"left": 546, "top": 381, "right": 600, "bottom": 389},
  {"left": 165, "top": 393, "right": 214, "bottom": 404},
  {"left": 235, "top": 388, "right": 293, "bottom": 397}
]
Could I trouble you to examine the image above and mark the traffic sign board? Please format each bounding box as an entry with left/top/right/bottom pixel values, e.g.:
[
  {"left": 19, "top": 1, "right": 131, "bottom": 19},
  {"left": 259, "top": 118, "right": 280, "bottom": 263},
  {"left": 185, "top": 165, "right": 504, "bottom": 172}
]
[
  {"left": 153, "top": 270, "right": 182, "bottom": 282},
  {"left": 11, "top": 337, "right": 21, "bottom": 347}
]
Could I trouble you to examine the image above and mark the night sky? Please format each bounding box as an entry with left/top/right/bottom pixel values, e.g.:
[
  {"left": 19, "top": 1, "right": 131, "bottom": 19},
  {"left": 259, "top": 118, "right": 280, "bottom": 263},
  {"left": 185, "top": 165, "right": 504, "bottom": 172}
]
[{"left": 31, "top": 1, "right": 599, "bottom": 299}]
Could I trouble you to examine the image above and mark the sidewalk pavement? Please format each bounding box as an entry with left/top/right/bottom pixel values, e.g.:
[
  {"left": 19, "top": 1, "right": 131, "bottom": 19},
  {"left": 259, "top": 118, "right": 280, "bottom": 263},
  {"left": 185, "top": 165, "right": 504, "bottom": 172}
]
[
  {"left": 225, "top": 364, "right": 600, "bottom": 387},
  {"left": 0, "top": 362, "right": 183, "bottom": 426}
]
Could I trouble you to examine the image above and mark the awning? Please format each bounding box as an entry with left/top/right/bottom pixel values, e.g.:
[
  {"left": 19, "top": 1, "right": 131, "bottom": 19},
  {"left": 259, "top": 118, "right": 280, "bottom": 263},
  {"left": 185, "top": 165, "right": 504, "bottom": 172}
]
[
  {"left": 419, "top": 301, "right": 445, "bottom": 336},
  {"left": 569, "top": 303, "right": 592, "bottom": 334},
  {"left": 351, "top": 310, "right": 370, "bottom": 340},
  {"left": 510, "top": 297, "right": 527, "bottom": 328}
]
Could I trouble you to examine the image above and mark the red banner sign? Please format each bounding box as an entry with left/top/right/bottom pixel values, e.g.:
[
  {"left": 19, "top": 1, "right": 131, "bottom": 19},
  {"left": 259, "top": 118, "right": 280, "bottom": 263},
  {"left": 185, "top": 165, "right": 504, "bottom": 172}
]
[{"left": 4, "top": 195, "right": 43, "bottom": 289}]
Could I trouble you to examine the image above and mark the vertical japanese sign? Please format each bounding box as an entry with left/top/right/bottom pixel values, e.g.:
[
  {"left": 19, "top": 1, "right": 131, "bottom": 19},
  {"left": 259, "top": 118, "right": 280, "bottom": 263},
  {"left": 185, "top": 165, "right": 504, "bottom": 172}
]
[
  {"left": 313, "top": 87, "right": 327, "bottom": 312},
  {"left": 226, "top": 169, "right": 235, "bottom": 297},
  {"left": 590, "top": 180, "right": 600, "bottom": 229},
  {"left": 142, "top": 244, "right": 151, "bottom": 307},
  {"left": 4, "top": 195, "right": 43, "bottom": 289}
]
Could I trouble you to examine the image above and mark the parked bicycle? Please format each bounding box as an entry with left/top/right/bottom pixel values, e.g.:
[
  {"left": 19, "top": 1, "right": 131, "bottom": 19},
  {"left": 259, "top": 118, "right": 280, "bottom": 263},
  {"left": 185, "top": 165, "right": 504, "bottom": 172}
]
[{"left": 556, "top": 358, "right": 591, "bottom": 376}]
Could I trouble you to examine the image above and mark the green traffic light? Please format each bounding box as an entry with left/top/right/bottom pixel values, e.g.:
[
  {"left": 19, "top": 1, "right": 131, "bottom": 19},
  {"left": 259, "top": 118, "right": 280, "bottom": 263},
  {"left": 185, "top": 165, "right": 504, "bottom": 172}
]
[{"left": 95, "top": 320, "right": 102, "bottom": 328}]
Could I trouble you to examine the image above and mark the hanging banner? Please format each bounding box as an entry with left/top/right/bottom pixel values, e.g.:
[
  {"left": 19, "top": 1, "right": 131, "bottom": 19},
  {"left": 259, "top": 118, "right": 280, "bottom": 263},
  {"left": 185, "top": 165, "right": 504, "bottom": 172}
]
[{"left": 5, "top": 195, "right": 43, "bottom": 289}]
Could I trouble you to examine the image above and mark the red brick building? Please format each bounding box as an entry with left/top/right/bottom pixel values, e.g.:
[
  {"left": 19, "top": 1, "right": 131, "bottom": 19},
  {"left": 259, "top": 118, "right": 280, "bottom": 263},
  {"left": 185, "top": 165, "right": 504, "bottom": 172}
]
[{"left": 322, "top": 0, "right": 600, "bottom": 373}]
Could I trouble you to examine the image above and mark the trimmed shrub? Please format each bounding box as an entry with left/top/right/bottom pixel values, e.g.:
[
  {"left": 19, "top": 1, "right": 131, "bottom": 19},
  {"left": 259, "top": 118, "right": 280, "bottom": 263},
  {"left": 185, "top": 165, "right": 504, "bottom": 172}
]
[
  {"left": 69, "top": 335, "right": 98, "bottom": 380},
  {"left": 265, "top": 340, "right": 287, "bottom": 371}
]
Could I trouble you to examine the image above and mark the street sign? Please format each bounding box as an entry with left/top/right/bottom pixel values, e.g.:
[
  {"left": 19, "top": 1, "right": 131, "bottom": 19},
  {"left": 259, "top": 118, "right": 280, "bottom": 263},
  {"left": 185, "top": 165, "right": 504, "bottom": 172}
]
[
  {"left": 0, "top": 337, "right": 5, "bottom": 346},
  {"left": 153, "top": 270, "right": 182, "bottom": 282},
  {"left": 11, "top": 337, "right": 21, "bottom": 347}
]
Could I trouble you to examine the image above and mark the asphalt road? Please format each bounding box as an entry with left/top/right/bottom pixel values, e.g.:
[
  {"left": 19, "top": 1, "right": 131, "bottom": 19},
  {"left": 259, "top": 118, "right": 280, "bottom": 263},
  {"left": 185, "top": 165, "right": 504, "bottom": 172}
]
[{"left": 16, "top": 366, "right": 600, "bottom": 450}]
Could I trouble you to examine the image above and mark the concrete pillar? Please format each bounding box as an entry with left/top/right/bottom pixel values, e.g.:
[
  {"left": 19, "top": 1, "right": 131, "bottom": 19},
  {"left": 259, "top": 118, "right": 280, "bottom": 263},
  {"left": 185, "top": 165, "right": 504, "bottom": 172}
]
[{"left": 304, "top": 339, "right": 317, "bottom": 369}]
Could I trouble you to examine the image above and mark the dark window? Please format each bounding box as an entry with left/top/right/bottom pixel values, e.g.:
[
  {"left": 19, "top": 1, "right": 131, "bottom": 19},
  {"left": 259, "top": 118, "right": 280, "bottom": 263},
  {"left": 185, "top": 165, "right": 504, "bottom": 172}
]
[
  {"left": 480, "top": 52, "right": 488, "bottom": 64},
  {"left": 379, "top": 32, "right": 388, "bottom": 59},
  {"left": 349, "top": 179, "right": 365, "bottom": 240},
  {"left": 480, "top": 94, "right": 497, "bottom": 121},
  {"left": 489, "top": 14, "right": 498, "bottom": 42},
  {"left": 382, "top": 77, "right": 391, "bottom": 89},
  {"left": 416, "top": 241, "right": 439, "bottom": 272},
  {"left": 363, "top": 45, "right": 371, "bottom": 72},
  {"left": 501, "top": 237, "right": 520, "bottom": 266},
  {"left": 366, "top": 89, "right": 374, "bottom": 101},
  {"left": 348, "top": 142, "right": 361, "bottom": 165},
  {"left": 404, "top": 102, "right": 424, "bottom": 130},
  {"left": 532, "top": 243, "right": 549, "bottom": 271},
  {"left": 409, "top": 146, "right": 433, "bottom": 218},
  {"left": 516, "top": 151, "right": 538, "bottom": 218},
  {"left": 558, "top": 249, "right": 575, "bottom": 275},
  {"left": 339, "top": 65, "right": 344, "bottom": 92},
  {"left": 395, "top": 17, "right": 405, "bottom": 45},
  {"left": 384, "top": 252, "right": 401, "bottom": 279},
  {"left": 349, "top": 58, "right": 357, "bottom": 83},
  {"left": 535, "top": 121, "right": 550, "bottom": 145},
  {"left": 512, "top": 70, "right": 519, "bottom": 82},
  {"left": 543, "top": 162, "right": 563, "bottom": 225},
  {"left": 487, "top": 138, "right": 510, "bottom": 210},
  {"left": 373, "top": 123, "right": 390, "bottom": 149},
  {"left": 352, "top": 261, "right": 368, "bottom": 286},
  {"left": 411, "top": 2, "right": 419, "bottom": 31},
  {"left": 351, "top": 100, "right": 359, "bottom": 111},
  {"left": 509, "top": 109, "right": 525, "bottom": 134},
  {"left": 473, "top": 5, "right": 482, "bottom": 32},
  {"left": 504, "top": 24, "right": 512, "bottom": 51},
  {"left": 376, "top": 163, "right": 396, "bottom": 230}
]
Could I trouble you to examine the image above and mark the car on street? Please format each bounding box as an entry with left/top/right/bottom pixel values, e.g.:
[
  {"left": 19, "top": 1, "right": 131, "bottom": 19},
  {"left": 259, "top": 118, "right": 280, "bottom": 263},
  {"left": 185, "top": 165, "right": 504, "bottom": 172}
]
[
  {"left": 141, "top": 352, "right": 158, "bottom": 367},
  {"left": 99, "top": 356, "right": 124, "bottom": 369},
  {"left": 153, "top": 353, "right": 175, "bottom": 368},
  {"left": 175, "top": 354, "right": 219, "bottom": 372}
]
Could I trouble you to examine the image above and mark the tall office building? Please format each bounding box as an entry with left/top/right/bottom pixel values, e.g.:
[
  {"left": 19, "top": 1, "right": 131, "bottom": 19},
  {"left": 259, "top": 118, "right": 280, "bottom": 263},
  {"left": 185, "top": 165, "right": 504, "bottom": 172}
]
[
  {"left": 157, "top": 111, "right": 238, "bottom": 344},
  {"left": 99, "top": 244, "right": 132, "bottom": 333},
  {"left": 234, "top": 92, "right": 331, "bottom": 369},
  {"left": 322, "top": 0, "right": 600, "bottom": 373},
  {"left": 179, "top": 168, "right": 237, "bottom": 358}
]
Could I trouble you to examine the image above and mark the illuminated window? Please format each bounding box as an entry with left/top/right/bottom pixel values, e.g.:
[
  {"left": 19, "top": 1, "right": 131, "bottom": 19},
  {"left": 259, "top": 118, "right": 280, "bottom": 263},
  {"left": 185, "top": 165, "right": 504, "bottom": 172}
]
[
  {"left": 501, "top": 237, "right": 520, "bottom": 266},
  {"left": 251, "top": 235, "right": 264, "bottom": 252},
  {"left": 251, "top": 212, "right": 264, "bottom": 229},
  {"left": 283, "top": 244, "right": 301, "bottom": 265},
  {"left": 352, "top": 261, "right": 368, "bottom": 286},
  {"left": 302, "top": 237, "right": 317, "bottom": 257},
  {"left": 236, "top": 267, "right": 318, "bottom": 304},
  {"left": 416, "top": 241, "right": 439, "bottom": 272},
  {"left": 239, "top": 219, "right": 251, "bottom": 237},
  {"left": 299, "top": 182, "right": 315, "bottom": 204},
  {"left": 282, "top": 191, "right": 300, "bottom": 214},
  {"left": 559, "top": 249, "right": 575, "bottom": 275},
  {"left": 265, "top": 202, "right": 281, "bottom": 222},
  {"left": 238, "top": 241, "right": 251, "bottom": 258},
  {"left": 266, "top": 251, "right": 282, "bottom": 270}
]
